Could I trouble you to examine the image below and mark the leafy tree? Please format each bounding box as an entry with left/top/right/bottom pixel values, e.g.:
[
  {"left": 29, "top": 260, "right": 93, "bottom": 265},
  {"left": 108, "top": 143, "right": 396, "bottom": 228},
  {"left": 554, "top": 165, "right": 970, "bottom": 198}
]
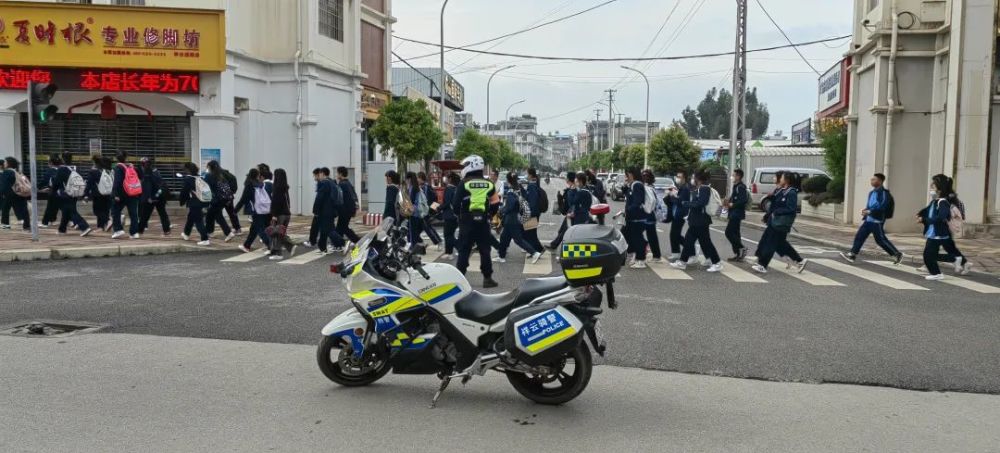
[
  {"left": 818, "top": 118, "right": 847, "bottom": 181},
  {"left": 620, "top": 144, "right": 645, "bottom": 170},
  {"left": 679, "top": 87, "right": 770, "bottom": 139},
  {"left": 454, "top": 129, "right": 499, "bottom": 167},
  {"left": 369, "top": 97, "right": 443, "bottom": 170},
  {"left": 680, "top": 106, "right": 700, "bottom": 138},
  {"left": 745, "top": 88, "right": 770, "bottom": 139},
  {"left": 497, "top": 139, "right": 528, "bottom": 170},
  {"left": 647, "top": 126, "right": 700, "bottom": 175}
]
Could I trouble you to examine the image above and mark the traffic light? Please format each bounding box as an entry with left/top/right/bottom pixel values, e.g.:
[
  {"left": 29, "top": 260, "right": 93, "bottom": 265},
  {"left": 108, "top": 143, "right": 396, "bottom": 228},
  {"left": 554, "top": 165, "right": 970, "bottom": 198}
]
[{"left": 29, "top": 82, "right": 59, "bottom": 124}]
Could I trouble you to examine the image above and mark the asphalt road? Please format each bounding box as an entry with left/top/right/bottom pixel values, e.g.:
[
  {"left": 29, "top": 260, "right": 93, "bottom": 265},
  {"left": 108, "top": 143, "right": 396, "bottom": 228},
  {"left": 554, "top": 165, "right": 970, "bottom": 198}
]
[{"left": 3, "top": 179, "right": 1000, "bottom": 394}]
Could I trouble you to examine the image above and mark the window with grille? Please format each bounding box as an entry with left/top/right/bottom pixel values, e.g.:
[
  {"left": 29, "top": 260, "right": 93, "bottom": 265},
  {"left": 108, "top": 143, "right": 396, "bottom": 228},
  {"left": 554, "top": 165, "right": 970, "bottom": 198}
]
[
  {"left": 113, "top": 0, "right": 147, "bottom": 5},
  {"left": 319, "top": 0, "right": 344, "bottom": 42}
]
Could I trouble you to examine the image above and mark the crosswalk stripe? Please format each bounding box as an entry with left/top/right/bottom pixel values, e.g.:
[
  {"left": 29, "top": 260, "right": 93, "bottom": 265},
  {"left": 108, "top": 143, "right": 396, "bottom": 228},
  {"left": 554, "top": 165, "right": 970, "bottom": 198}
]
[
  {"left": 279, "top": 250, "right": 333, "bottom": 265},
  {"left": 811, "top": 258, "right": 928, "bottom": 290},
  {"left": 221, "top": 249, "right": 269, "bottom": 263},
  {"left": 750, "top": 258, "right": 845, "bottom": 286},
  {"left": 466, "top": 254, "right": 482, "bottom": 273},
  {"left": 719, "top": 263, "right": 768, "bottom": 283},
  {"left": 523, "top": 252, "right": 553, "bottom": 275},
  {"left": 646, "top": 260, "right": 693, "bottom": 280},
  {"left": 867, "top": 261, "right": 1000, "bottom": 294}
]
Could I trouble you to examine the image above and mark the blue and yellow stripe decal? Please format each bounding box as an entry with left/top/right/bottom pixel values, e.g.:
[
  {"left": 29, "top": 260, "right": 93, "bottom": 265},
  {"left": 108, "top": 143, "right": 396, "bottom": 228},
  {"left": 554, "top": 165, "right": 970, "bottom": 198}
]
[
  {"left": 562, "top": 243, "right": 598, "bottom": 258},
  {"left": 422, "top": 284, "right": 461, "bottom": 305}
]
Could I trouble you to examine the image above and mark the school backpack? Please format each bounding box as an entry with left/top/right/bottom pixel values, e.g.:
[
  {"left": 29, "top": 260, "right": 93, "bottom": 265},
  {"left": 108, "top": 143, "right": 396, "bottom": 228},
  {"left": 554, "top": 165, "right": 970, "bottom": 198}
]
[
  {"left": 396, "top": 187, "right": 414, "bottom": 218},
  {"left": 941, "top": 199, "right": 964, "bottom": 237},
  {"left": 214, "top": 175, "right": 234, "bottom": 203},
  {"left": 97, "top": 169, "right": 114, "bottom": 196},
  {"left": 515, "top": 190, "right": 531, "bottom": 224},
  {"left": 252, "top": 184, "right": 272, "bottom": 215},
  {"left": 882, "top": 189, "right": 895, "bottom": 220},
  {"left": 706, "top": 186, "right": 724, "bottom": 217},
  {"left": 536, "top": 185, "right": 549, "bottom": 215},
  {"left": 416, "top": 189, "right": 429, "bottom": 217},
  {"left": 118, "top": 164, "right": 142, "bottom": 197},
  {"left": 193, "top": 176, "right": 213, "bottom": 203},
  {"left": 223, "top": 170, "right": 238, "bottom": 194},
  {"left": 641, "top": 183, "right": 656, "bottom": 214},
  {"left": 12, "top": 170, "right": 32, "bottom": 198},
  {"left": 65, "top": 167, "right": 87, "bottom": 198}
]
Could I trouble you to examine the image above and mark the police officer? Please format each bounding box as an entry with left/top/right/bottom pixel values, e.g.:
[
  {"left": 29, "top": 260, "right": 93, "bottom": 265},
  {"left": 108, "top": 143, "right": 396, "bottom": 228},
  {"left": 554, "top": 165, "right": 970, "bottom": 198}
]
[{"left": 453, "top": 155, "right": 499, "bottom": 288}]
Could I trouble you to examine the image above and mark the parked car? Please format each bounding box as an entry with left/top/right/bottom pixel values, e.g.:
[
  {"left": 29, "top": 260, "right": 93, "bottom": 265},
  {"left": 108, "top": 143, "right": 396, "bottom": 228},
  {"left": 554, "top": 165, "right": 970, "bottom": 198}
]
[
  {"left": 652, "top": 176, "right": 677, "bottom": 200},
  {"left": 750, "top": 166, "right": 829, "bottom": 211}
]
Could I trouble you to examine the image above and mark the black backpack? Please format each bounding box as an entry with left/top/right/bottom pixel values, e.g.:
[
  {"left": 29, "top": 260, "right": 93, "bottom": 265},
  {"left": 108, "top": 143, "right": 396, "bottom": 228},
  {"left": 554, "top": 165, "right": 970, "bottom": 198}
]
[
  {"left": 537, "top": 185, "right": 549, "bottom": 214},
  {"left": 884, "top": 189, "right": 895, "bottom": 219}
]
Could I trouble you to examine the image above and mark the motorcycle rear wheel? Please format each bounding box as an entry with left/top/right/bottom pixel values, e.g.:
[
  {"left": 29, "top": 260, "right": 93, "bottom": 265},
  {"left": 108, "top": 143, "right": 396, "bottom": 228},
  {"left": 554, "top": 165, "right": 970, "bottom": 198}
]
[
  {"left": 317, "top": 336, "right": 390, "bottom": 387},
  {"left": 506, "top": 342, "right": 592, "bottom": 405}
]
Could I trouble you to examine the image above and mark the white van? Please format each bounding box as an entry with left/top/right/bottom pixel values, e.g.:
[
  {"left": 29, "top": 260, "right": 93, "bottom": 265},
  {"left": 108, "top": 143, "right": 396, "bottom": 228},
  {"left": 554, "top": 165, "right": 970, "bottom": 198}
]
[{"left": 750, "top": 167, "right": 829, "bottom": 211}]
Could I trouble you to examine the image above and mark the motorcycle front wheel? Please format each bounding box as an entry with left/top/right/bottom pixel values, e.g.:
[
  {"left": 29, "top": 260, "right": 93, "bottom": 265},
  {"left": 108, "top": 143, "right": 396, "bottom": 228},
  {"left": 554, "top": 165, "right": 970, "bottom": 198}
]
[
  {"left": 317, "top": 336, "right": 390, "bottom": 387},
  {"left": 506, "top": 342, "right": 592, "bottom": 405}
]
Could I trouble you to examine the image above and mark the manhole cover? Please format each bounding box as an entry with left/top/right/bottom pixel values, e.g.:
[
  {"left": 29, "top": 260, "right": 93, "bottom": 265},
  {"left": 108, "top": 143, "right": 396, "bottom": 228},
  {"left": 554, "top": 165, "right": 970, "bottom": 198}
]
[{"left": 0, "top": 321, "right": 107, "bottom": 338}]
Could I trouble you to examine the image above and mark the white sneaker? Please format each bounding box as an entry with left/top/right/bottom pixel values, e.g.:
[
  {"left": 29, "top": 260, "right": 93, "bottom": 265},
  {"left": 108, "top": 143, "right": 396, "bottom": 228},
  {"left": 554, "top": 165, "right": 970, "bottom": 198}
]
[
  {"left": 751, "top": 263, "right": 768, "bottom": 274},
  {"left": 707, "top": 263, "right": 723, "bottom": 273},
  {"left": 925, "top": 274, "right": 945, "bottom": 281},
  {"left": 80, "top": 228, "right": 93, "bottom": 237},
  {"left": 332, "top": 247, "right": 346, "bottom": 253},
  {"left": 953, "top": 257, "right": 963, "bottom": 273},
  {"left": 302, "top": 241, "right": 313, "bottom": 247},
  {"left": 0, "top": 224, "right": 10, "bottom": 230},
  {"left": 315, "top": 249, "right": 328, "bottom": 255},
  {"left": 648, "top": 257, "right": 665, "bottom": 264},
  {"left": 961, "top": 262, "right": 973, "bottom": 275},
  {"left": 668, "top": 253, "right": 679, "bottom": 260},
  {"left": 238, "top": 245, "right": 251, "bottom": 253},
  {"left": 915, "top": 265, "right": 928, "bottom": 273},
  {"left": 38, "top": 223, "right": 50, "bottom": 229},
  {"left": 668, "top": 261, "right": 687, "bottom": 270},
  {"left": 436, "top": 243, "right": 443, "bottom": 251},
  {"left": 224, "top": 232, "right": 236, "bottom": 243},
  {"left": 440, "top": 254, "right": 453, "bottom": 260},
  {"left": 181, "top": 233, "right": 190, "bottom": 241},
  {"left": 530, "top": 252, "right": 542, "bottom": 264},
  {"left": 492, "top": 257, "right": 506, "bottom": 263},
  {"left": 687, "top": 256, "right": 700, "bottom": 265},
  {"left": 111, "top": 230, "right": 126, "bottom": 239},
  {"left": 130, "top": 233, "right": 140, "bottom": 239},
  {"left": 268, "top": 255, "right": 283, "bottom": 261},
  {"left": 196, "top": 240, "right": 210, "bottom": 246},
  {"left": 630, "top": 260, "right": 647, "bottom": 269}
]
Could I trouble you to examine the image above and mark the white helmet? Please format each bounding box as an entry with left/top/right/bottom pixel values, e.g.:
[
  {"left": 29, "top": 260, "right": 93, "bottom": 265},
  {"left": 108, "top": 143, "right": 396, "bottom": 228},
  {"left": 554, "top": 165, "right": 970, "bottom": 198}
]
[{"left": 460, "top": 155, "right": 485, "bottom": 178}]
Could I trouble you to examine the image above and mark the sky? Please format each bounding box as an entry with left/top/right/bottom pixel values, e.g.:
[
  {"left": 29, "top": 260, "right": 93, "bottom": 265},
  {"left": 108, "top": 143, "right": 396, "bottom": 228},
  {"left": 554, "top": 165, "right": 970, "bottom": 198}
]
[{"left": 390, "top": 0, "right": 854, "bottom": 139}]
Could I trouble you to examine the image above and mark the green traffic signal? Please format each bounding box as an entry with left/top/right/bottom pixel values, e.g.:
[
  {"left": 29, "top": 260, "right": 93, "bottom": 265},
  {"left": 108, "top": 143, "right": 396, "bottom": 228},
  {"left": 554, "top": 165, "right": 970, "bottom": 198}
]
[
  {"left": 30, "top": 82, "right": 59, "bottom": 124},
  {"left": 38, "top": 105, "right": 59, "bottom": 123}
]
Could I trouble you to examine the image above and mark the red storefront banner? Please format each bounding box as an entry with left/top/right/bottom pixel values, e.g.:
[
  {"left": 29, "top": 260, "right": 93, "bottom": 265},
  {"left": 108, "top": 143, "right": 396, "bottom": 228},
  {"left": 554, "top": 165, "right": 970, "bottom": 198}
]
[{"left": 0, "top": 66, "right": 199, "bottom": 93}]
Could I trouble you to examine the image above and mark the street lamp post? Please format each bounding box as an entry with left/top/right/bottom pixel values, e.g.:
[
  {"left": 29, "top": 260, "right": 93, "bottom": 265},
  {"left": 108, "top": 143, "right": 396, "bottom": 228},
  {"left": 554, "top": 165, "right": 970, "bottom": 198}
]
[
  {"left": 439, "top": 0, "right": 449, "bottom": 159},
  {"left": 503, "top": 99, "right": 526, "bottom": 132},
  {"left": 621, "top": 65, "right": 650, "bottom": 170},
  {"left": 486, "top": 64, "right": 515, "bottom": 136}
]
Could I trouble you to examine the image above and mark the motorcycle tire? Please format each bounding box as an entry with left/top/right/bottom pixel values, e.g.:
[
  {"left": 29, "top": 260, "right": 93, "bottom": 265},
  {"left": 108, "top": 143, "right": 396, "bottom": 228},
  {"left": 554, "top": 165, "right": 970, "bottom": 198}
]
[
  {"left": 316, "top": 336, "right": 390, "bottom": 387},
  {"left": 506, "top": 341, "right": 592, "bottom": 405}
]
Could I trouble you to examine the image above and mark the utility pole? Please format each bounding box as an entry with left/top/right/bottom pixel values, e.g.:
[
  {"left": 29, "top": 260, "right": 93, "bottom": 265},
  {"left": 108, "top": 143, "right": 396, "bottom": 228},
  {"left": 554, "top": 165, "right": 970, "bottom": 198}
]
[
  {"left": 616, "top": 113, "right": 624, "bottom": 147},
  {"left": 605, "top": 89, "right": 616, "bottom": 150},
  {"left": 728, "top": 0, "right": 748, "bottom": 197},
  {"left": 439, "top": 0, "right": 449, "bottom": 159},
  {"left": 593, "top": 108, "right": 602, "bottom": 152}
]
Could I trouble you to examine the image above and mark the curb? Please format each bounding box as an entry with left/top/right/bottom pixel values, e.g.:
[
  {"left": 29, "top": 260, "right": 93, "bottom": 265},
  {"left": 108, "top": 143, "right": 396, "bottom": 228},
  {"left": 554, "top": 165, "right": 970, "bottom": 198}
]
[{"left": 2, "top": 243, "right": 230, "bottom": 263}]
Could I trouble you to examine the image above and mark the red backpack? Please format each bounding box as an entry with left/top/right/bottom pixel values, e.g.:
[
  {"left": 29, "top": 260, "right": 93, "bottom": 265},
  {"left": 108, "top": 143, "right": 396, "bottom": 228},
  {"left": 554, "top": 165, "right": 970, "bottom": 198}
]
[{"left": 120, "top": 163, "right": 143, "bottom": 197}]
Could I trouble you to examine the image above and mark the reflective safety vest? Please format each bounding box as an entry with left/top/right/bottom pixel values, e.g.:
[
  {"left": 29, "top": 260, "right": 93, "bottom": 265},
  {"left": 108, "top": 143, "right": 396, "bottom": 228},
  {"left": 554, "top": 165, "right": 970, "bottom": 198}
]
[{"left": 464, "top": 179, "right": 494, "bottom": 213}]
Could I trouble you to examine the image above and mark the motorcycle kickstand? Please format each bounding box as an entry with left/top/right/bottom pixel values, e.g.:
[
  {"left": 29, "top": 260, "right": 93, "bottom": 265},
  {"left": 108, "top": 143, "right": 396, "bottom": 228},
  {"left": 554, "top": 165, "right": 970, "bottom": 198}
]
[{"left": 430, "top": 376, "right": 451, "bottom": 409}]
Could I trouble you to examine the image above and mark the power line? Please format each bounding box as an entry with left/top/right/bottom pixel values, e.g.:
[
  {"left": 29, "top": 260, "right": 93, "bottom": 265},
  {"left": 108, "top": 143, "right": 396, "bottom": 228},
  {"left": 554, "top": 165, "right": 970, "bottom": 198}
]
[
  {"left": 392, "top": 34, "right": 852, "bottom": 62},
  {"left": 391, "top": 0, "right": 621, "bottom": 64},
  {"left": 753, "top": 0, "right": 821, "bottom": 75},
  {"left": 448, "top": 0, "right": 574, "bottom": 71}
]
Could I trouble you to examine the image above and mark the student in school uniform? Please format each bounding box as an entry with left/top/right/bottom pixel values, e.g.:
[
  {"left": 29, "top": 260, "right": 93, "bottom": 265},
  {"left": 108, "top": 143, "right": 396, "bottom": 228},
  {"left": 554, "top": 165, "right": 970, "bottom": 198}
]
[
  {"left": 752, "top": 172, "right": 808, "bottom": 274},
  {"left": 179, "top": 162, "right": 210, "bottom": 246},
  {"left": 234, "top": 167, "right": 273, "bottom": 253},
  {"left": 669, "top": 171, "right": 722, "bottom": 273},
  {"left": 137, "top": 158, "right": 171, "bottom": 237},
  {"left": 1, "top": 157, "right": 31, "bottom": 231},
  {"left": 50, "top": 153, "right": 92, "bottom": 237},
  {"left": 493, "top": 172, "right": 541, "bottom": 264},
  {"left": 440, "top": 172, "right": 460, "bottom": 260},
  {"left": 665, "top": 169, "right": 691, "bottom": 260},
  {"left": 724, "top": 168, "right": 750, "bottom": 261},
  {"left": 917, "top": 174, "right": 972, "bottom": 280},
  {"left": 623, "top": 168, "right": 648, "bottom": 268}
]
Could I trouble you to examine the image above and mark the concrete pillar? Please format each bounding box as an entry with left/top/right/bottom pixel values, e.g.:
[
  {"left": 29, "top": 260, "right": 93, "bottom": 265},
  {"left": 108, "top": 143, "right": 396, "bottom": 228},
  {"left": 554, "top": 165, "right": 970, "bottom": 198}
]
[{"left": 0, "top": 110, "right": 18, "bottom": 160}]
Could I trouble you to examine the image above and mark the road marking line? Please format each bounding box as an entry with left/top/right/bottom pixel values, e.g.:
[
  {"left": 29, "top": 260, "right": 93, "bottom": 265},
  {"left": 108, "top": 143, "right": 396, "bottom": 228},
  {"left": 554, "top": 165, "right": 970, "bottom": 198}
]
[
  {"left": 749, "top": 257, "right": 844, "bottom": 286},
  {"left": 646, "top": 260, "right": 693, "bottom": 280},
  {"left": 710, "top": 227, "right": 759, "bottom": 246},
  {"left": 811, "top": 258, "right": 928, "bottom": 290},
  {"left": 279, "top": 250, "right": 331, "bottom": 265},
  {"left": 866, "top": 261, "right": 1000, "bottom": 294},
  {"left": 719, "top": 263, "right": 768, "bottom": 283},
  {"left": 523, "top": 251, "right": 553, "bottom": 275},
  {"left": 221, "top": 249, "right": 269, "bottom": 263}
]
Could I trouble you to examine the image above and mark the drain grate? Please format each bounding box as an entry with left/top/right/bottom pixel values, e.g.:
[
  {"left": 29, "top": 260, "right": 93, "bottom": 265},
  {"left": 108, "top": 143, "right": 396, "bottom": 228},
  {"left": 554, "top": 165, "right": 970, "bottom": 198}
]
[{"left": 0, "top": 320, "right": 108, "bottom": 338}]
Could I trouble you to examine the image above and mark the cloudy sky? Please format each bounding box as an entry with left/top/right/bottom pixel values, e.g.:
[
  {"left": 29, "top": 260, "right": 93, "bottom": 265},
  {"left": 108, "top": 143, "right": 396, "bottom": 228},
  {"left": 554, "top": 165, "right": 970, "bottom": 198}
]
[{"left": 390, "top": 0, "right": 853, "bottom": 138}]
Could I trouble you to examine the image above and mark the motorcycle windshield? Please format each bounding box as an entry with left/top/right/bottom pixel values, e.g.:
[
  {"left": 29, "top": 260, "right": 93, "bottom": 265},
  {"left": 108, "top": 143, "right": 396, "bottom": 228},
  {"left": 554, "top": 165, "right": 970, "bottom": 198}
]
[{"left": 342, "top": 218, "right": 394, "bottom": 276}]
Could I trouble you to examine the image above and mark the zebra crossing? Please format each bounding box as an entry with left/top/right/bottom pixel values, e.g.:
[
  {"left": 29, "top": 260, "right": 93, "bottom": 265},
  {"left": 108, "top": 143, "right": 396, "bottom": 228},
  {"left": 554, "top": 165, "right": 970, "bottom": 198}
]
[{"left": 215, "top": 246, "right": 999, "bottom": 295}]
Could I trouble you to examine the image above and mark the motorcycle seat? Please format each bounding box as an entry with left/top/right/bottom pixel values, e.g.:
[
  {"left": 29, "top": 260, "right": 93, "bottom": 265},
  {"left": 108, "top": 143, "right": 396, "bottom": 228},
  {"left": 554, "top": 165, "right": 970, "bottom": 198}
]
[{"left": 454, "top": 277, "right": 569, "bottom": 325}]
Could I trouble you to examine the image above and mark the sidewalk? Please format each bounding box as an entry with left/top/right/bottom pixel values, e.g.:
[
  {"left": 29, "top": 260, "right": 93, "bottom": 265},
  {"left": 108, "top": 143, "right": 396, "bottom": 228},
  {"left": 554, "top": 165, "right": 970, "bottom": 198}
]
[
  {"left": 0, "top": 212, "right": 375, "bottom": 262},
  {"left": 2, "top": 333, "right": 998, "bottom": 452},
  {"left": 743, "top": 211, "right": 1000, "bottom": 276}
]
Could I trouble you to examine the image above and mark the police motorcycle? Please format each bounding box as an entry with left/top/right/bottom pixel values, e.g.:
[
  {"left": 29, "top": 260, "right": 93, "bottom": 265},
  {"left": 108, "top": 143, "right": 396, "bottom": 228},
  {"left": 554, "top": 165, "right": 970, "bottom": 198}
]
[{"left": 318, "top": 211, "right": 626, "bottom": 406}]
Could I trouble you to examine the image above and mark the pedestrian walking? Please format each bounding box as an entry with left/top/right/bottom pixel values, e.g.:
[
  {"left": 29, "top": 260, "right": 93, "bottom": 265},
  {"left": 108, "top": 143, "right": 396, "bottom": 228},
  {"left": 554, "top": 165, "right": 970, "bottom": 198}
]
[
  {"left": 314, "top": 167, "right": 344, "bottom": 254},
  {"left": 110, "top": 151, "right": 142, "bottom": 239},
  {"left": 179, "top": 162, "right": 210, "bottom": 246},
  {"left": 203, "top": 160, "right": 237, "bottom": 243},
  {"left": 547, "top": 172, "right": 578, "bottom": 249},
  {"left": 418, "top": 172, "right": 443, "bottom": 249},
  {"left": 50, "top": 153, "right": 92, "bottom": 237},
  {"left": 222, "top": 166, "right": 242, "bottom": 235},
  {"left": 839, "top": 173, "right": 903, "bottom": 264},
  {"left": 85, "top": 155, "right": 112, "bottom": 231},
  {"left": 641, "top": 170, "right": 664, "bottom": 263},
  {"left": 303, "top": 168, "right": 323, "bottom": 248},
  {"left": 917, "top": 174, "right": 971, "bottom": 280},
  {"left": 494, "top": 172, "right": 541, "bottom": 264},
  {"left": 335, "top": 166, "right": 362, "bottom": 245},
  {"left": 137, "top": 158, "right": 171, "bottom": 237},
  {"left": 0, "top": 156, "right": 31, "bottom": 231},
  {"left": 665, "top": 169, "right": 691, "bottom": 260},
  {"left": 383, "top": 170, "right": 402, "bottom": 224},
  {"left": 266, "top": 168, "right": 296, "bottom": 260},
  {"left": 669, "top": 171, "right": 722, "bottom": 272},
  {"left": 523, "top": 168, "right": 546, "bottom": 253},
  {"left": 588, "top": 169, "right": 608, "bottom": 225},
  {"left": 752, "top": 172, "right": 807, "bottom": 274},
  {"left": 755, "top": 170, "right": 787, "bottom": 263},
  {"left": 454, "top": 155, "right": 500, "bottom": 288},
  {"left": 623, "top": 168, "right": 649, "bottom": 268},
  {"left": 234, "top": 167, "right": 273, "bottom": 253},
  {"left": 440, "top": 172, "right": 460, "bottom": 260},
  {"left": 569, "top": 172, "right": 594, "bottom": 226},
  {"left": 724, "top": 169, "right": 750, "bottom": 261},
  {"left": 38, "top": 154, "right": 60, "bottom": 228}
]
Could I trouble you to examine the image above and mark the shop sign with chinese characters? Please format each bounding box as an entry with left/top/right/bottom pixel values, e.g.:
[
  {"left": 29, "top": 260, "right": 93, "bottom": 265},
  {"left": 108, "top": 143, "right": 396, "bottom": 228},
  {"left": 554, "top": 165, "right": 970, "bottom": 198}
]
[
  {"left": 0, "top": 2, "right": 224, "bottom": 72},
  {"left": 0, "top": 66, "right": 198, "bottom": 93}
]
